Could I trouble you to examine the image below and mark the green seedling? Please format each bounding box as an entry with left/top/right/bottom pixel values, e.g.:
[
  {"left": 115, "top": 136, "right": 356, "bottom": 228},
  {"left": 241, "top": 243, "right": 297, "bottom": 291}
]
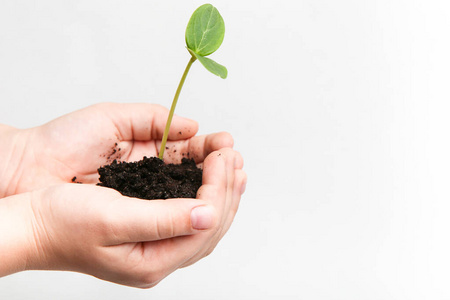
[{"left": 158, "top": 3, "right": 227, "bottom": 160}]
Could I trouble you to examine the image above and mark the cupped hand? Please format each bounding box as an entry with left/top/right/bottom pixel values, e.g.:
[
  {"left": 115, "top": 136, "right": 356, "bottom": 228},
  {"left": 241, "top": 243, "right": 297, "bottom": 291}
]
[
  {"left": 2, "top": 148, "right": 246, "bottom": 288},
  {"left": 2, "top": 103, "right": 233, "bottom": 197}
]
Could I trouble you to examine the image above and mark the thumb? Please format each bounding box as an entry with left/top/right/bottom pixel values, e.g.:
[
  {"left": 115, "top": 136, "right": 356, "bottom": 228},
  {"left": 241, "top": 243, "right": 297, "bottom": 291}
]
[{"left": 102, "top": 197, "right": 217, "bottom": 245}]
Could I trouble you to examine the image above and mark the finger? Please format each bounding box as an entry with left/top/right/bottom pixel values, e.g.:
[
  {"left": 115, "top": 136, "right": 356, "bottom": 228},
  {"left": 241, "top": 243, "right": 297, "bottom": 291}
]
[
  {"left": 153, "top": 149, "right": 232, "bottom": 268},
  {"left": 214, "top": 168, "right": 247, "bottom": 242},
  {"left": 140, "top": 150, "right": 243, "bottom": 271},
  {"left": 234, "top": 151, "right": 244, "bottom": 170},
  {"left": 190, "top": 132, "right": 234, "bottom": 163},
  {"left": 157, "top": 132, "right": 234, "bottom": 164},
  {"left": 232, "top": 169, "right": 247, "bottom": 214},
  {"left": 100, "top": 103, "right": 199, "bottom": 141},
  {"left": 196, "top": 150, "right": 229, "bottom": 206},
  {"left": 101, "top": 197, "right": 217, "bottom": 245},
  {"left": 223, "top": 149, "right": 237, "bottom": 224},
  {"left": 181, "top": 158, "right": 246, "bottom": 268},
  {"left": 172, "top": 149, "right": 237, "bottom": 268}
]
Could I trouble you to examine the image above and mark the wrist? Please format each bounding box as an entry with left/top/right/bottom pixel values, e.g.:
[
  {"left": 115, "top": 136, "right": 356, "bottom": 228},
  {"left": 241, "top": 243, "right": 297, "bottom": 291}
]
[
  {"left": 0, "top": 125, "right": 32, "bottom": 198},
  {"left": 0, "top": 192, "right": 40, "bottom": 276}
]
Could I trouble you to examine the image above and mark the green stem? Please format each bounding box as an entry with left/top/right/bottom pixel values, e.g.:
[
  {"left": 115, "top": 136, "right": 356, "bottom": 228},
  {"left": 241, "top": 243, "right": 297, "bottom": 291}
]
[{"left": 159, "top": 55, "right": 197, "bottom": 160}]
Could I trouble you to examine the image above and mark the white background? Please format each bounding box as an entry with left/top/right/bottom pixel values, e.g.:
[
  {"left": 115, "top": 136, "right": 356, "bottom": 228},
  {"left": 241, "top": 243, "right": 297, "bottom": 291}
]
[{"left": 1, "top": 0, "right": 450, "bottom": 299}]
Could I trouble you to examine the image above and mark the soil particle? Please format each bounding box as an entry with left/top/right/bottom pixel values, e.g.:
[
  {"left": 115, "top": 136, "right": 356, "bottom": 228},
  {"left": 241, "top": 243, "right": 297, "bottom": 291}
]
[
  {"left": 103, "top": 142, "right": 123, "bottom": 163},
  {"left": 71, "top": 176, "right": 82, "bottom": 184}
]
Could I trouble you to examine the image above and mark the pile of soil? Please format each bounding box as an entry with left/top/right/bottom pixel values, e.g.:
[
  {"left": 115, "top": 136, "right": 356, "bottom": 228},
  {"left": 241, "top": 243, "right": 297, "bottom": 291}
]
[{"left": 97, "top": 157, "right": 202, "bottom": 200}]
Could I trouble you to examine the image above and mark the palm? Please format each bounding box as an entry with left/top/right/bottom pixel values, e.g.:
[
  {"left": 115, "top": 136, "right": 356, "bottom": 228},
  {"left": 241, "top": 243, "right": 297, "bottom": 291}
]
[
  {"left": 16, "top": 103, "right": 232, "bottom": 194},
  {"left": 32, "top": 105, "right": 158, "bottom": 183}
]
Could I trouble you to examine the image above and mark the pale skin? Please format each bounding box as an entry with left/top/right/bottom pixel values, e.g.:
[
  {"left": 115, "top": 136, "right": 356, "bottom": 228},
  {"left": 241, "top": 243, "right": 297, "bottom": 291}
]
[{"left": 0, "top": 103, "right": 247, "bottom": 288}]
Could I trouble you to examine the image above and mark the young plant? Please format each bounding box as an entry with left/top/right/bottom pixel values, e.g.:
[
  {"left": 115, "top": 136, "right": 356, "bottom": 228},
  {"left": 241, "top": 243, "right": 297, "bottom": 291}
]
[{"left": 158, "top": 3, "right": 227, "bottom": 160}]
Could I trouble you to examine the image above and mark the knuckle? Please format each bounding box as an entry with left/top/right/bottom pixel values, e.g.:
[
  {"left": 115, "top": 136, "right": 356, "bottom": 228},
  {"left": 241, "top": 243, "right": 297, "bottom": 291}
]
[
  {"left": 151, "top": 103, "right": 167, "bottom": 111},
  {"left": 139, "top": 275, "right": 161, "bottom": 289},
  {"left": 220, "top": 131, "right": 234, "bottom": 147},
  {"left": 204, "top": 246, "right": 216, "bottom": 258},
  {"left": 155, "top": 212, "right": 176, "bottom": 240},
  {"left": 234, "top": 152, "right": 244, "bottom": 169},
  {"left": 138, "top": 267, "right": 167, "bottom": 288}
]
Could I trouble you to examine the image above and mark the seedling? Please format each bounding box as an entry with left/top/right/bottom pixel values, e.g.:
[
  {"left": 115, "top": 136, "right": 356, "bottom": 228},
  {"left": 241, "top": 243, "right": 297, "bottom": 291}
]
[{"left": 158, "top": 3, "right": 227, "bottom": 160}]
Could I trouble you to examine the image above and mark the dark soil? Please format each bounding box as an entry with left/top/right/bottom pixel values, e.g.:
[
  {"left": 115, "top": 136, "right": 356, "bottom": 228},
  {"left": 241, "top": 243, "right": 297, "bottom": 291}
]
[{"left": 97, "top": 157, "right": 202, "bottom": 200}]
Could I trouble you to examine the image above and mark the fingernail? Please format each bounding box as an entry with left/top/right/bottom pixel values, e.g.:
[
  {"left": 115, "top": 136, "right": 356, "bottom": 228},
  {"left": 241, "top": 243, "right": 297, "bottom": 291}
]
[{"left": 191, "top": 206, "right": 215, "bottom": 230}]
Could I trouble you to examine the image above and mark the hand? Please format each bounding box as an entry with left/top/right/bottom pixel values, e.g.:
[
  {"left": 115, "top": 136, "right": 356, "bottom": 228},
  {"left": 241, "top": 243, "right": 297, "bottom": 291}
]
[
  {"left": 0, "top": 103, "right": 232, "bottom": 197},
  {"left": 0, "top": 148, "right": 246, "bottom": 288}
]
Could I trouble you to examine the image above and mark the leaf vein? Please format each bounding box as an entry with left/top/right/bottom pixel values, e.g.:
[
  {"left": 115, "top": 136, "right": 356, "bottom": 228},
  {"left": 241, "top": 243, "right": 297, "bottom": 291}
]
[{"left": 196, "top": 7, "right": 214, "bottom": 52}]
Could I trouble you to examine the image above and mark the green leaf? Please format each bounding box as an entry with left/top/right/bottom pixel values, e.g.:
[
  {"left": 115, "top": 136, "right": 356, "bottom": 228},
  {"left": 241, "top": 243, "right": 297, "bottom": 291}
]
[
  {"left": 189, "top": 49, "right": 227, "bottom": 79},
  {"left": 185, "top": 4, "right": 225, "bottom": 56}
]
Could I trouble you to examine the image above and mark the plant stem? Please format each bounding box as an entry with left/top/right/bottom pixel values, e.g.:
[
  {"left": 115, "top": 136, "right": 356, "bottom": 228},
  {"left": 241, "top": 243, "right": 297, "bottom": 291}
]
[{"left": 159, "top": 55, "right": 197, "bottom": 160}]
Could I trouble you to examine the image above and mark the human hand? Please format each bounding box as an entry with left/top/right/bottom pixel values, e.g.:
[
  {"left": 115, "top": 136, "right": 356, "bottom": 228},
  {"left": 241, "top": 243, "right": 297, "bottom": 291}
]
[
  {"left": 0, "top": 148, "right": 246, "bottom": 288},
  {"left": 0, "top": 103, "right": 233, "bottom": 197}
]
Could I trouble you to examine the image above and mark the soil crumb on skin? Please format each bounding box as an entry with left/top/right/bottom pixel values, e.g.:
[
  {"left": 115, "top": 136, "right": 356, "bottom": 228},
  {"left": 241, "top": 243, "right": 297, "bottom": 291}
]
[
  {"left": 97, "top": 157, "right": 202, "bottom": 200},
  {"left": 100, "top": 142, "right": 123, "bottom": 164},
  {"left": 71, "top": 176, "right": 82, "bottom": 184}
]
